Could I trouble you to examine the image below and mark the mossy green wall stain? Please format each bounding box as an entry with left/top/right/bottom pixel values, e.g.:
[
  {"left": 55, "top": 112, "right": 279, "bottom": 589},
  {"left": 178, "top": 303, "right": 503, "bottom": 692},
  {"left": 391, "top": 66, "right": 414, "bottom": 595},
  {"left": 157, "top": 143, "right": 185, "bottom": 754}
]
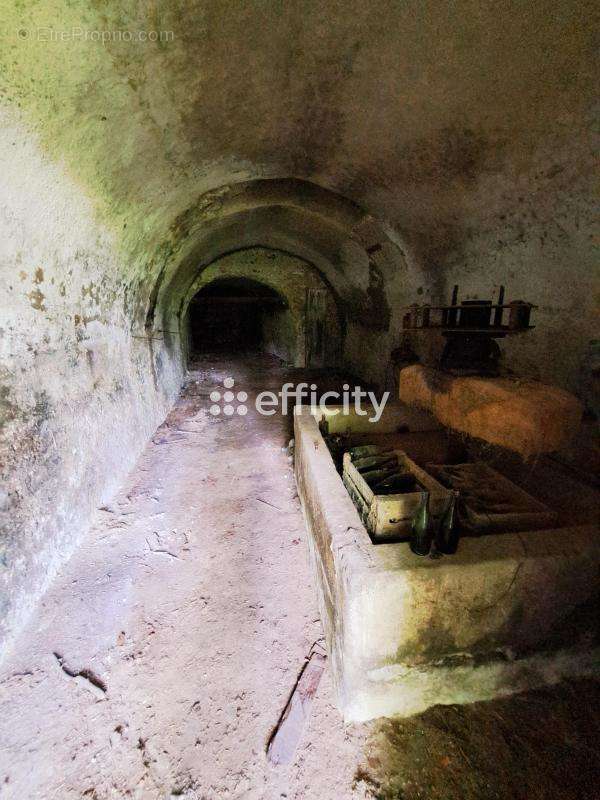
[
  {"left": 1, "top": 0, "right": 599, "bottom": 649},
  {"left": 2, "top": 0, "right": 597, "bottom": 306}
]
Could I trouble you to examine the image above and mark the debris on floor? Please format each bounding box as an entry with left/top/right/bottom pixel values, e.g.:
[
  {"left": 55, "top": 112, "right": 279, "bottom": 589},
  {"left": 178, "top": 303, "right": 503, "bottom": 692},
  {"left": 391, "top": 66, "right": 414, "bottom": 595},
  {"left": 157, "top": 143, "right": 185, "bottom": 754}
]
[{"left": 267, "top": 644, "right": 327, "bottom": 766}]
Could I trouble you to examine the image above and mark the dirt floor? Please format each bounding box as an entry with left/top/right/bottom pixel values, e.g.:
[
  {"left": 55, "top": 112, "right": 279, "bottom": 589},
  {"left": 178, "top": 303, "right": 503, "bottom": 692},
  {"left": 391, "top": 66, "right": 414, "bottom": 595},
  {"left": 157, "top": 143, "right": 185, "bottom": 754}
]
[
  {"left": 359, "top": 679, "right": 600, "bottom": 800},
  {"left": 0, "top": 354, "right": 598, "bottom": 799}
]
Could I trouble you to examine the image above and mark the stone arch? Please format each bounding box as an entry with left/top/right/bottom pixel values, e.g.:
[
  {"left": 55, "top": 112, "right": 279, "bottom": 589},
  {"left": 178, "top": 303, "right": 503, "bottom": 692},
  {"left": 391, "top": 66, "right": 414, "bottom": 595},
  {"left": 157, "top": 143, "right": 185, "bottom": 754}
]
[{"left": 183, "top": 247, "right": 342, "bottom": 367}]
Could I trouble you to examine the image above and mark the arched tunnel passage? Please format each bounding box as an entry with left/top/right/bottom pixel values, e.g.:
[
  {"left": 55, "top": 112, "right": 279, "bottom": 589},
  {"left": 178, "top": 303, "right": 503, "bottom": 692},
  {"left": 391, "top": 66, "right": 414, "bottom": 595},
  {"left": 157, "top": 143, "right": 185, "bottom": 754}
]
[
  {"left": 188, "top": 277, "right": 289, "bottom": 356},
  {"left": 2, "top": 7, "right": 599, "bottom": 794},
  {"left": 182, "top": 247, "right": 343, "bottom": 369}
]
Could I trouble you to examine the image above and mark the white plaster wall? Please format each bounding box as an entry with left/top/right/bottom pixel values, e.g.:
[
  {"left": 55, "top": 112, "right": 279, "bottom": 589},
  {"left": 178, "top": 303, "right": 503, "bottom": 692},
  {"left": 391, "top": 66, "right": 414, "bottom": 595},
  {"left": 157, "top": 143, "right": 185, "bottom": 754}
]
[{"left": 0, "top": 111, "right": 182, "bottom": 652}]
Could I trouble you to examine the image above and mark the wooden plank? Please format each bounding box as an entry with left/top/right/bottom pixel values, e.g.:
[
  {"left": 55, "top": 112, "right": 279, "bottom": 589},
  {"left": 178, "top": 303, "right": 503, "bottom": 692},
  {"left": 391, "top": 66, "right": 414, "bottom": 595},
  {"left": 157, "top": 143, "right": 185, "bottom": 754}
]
[
  {"left": 343, "top": 452, "right": 375, "bottom": 505},
  {"left": 342, "top": 472, "right": 370, "bottom": 528},
  {"left": 373, "top": 454, "right": 450, "bottom": 535},
  {"left": 267, "top": 651, "right": 326, "bottom": 766}
]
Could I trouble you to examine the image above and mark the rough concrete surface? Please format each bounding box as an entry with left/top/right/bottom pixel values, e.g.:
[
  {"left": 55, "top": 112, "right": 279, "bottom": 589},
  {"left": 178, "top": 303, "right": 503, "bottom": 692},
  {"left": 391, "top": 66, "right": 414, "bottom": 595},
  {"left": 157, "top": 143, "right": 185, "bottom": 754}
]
[
  {"left": 1, "top": 356, "right": 598, "bottom": 800},
  {"left": 0, "top": 106, "right": 183, "bottom": 648},
  {"left": 0, "top": 356, "right": 372, "bottom": 800},
  {"left": 2, "top": 0, "right": 599, "bottom": 650},
  {"left": 182, "top": 248, "right": 341, "bottom": 368},
  {"left": 361, "top": 679, "right": 600, "bottom": 800},
  {"left": 1, "top": 2, "right": 598, "bottom": 794},
  {"left": 1, "top": 0, "right": 598, "bottom": 392},
  {"left": 294, "top": 405, "right": 600, "bottom": 722}
]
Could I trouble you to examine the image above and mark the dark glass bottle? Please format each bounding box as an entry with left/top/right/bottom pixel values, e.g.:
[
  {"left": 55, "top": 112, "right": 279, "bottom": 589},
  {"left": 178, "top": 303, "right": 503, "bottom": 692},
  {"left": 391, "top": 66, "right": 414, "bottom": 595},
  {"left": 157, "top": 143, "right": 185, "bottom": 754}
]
[
  {"left": 410, "top": 491, "right": 432, "bottom": 556},
  {"left": 435, "top": 491, "right": 460, "bottom": 554}
]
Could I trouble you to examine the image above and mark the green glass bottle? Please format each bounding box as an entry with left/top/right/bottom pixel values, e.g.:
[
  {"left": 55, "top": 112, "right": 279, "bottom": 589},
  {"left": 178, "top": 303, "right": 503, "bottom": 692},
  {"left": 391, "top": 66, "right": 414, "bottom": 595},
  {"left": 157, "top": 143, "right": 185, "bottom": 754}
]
[
  {"left": 435, "top": 490, "right": 460, "bottom": 554},
  {"left": 348, "top": 444, "right": 382, "bottom": 459},
  {"left": 410, "top": 491, "right": 432, "bottom": 556}
]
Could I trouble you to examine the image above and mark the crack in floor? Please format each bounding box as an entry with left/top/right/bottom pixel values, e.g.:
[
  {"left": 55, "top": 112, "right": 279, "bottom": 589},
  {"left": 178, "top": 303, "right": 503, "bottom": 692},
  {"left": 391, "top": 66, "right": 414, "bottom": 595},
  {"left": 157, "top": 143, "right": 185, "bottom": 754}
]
[{"left": 53, "top": 652, "right": 107, "bottom": 695}]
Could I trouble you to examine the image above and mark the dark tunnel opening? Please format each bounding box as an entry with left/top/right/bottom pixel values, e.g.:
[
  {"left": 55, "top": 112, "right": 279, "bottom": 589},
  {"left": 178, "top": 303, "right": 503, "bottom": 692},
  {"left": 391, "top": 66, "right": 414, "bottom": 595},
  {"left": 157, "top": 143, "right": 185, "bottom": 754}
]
[{"left": 188, "top": 277, "right": 289, "bottom": 356}]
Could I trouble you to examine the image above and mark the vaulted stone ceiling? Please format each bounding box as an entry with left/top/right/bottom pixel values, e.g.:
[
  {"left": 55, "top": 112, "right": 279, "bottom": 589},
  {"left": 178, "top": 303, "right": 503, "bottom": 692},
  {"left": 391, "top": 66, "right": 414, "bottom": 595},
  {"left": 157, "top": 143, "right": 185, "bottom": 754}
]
[
  {"left": 1, "top": 0, "right": 598, "bottom": 652},
  {"left": 2, "top": 0, "right": 597, "bottom": 310}
]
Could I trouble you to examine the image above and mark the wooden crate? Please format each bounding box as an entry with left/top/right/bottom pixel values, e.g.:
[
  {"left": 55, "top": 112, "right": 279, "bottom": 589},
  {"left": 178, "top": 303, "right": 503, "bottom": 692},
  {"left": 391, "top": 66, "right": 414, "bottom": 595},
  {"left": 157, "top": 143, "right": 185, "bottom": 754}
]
[
  {"left": 426, "top": 462, "right": 558, "bottom": 534},
  {"left": 342, "top": 450, "right": 451, "bottom": 543}
]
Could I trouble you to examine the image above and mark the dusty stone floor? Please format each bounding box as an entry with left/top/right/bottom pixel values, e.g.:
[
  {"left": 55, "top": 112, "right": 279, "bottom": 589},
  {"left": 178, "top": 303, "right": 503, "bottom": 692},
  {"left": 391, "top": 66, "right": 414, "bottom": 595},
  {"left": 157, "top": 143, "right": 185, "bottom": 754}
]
[
  {"left": 1, "top": 353, "right": 598, "bottom": 800},
  {"left": 0, "top": 355, "right": 372, "bottom": 800}
]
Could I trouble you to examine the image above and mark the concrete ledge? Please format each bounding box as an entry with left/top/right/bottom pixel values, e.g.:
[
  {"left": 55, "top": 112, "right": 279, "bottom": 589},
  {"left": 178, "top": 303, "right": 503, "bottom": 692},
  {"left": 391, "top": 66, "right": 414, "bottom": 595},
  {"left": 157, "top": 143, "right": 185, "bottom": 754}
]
[
  {"left": 398, "top": 365, "right": 583, "bottom": 459},
  {"left": 346, "top": 647, "right": 600, "bottom": 721},
  {"left": 315, "top": 401, "right": 441, "bottom": 435},
  {"left": 294, "top": 404, "right": 600, "bottom": 722}
]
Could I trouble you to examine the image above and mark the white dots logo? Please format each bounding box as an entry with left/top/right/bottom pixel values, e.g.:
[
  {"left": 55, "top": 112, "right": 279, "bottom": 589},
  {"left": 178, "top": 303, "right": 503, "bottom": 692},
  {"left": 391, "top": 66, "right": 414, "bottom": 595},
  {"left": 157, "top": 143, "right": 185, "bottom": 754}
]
[{"left": 209, "top": 377, "right": 248, "bottom": 417}]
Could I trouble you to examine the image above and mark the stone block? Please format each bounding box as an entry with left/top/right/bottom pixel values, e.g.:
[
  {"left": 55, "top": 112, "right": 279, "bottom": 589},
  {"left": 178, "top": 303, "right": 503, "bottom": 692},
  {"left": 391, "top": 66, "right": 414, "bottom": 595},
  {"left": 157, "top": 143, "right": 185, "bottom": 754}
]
[
  {"left": 398, "top": 365, "right": 582, "bottom": 459},
  {"left": 294, "top": 405, "right": 600, "bottom": 722}
]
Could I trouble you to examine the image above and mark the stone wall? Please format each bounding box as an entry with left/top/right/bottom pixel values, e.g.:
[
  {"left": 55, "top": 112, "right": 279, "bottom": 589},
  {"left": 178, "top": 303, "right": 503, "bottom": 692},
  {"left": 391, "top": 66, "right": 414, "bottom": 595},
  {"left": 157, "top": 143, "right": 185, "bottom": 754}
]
[
  {"left": 0, "top": 110, "right": 182, "bottom": 649},
  {"left": 294, "top": 406, "right": 600, "bottom": 721},
  {"left": 1, "top": 0, "right": 598, "bottom": 650},
  {"left": 182, "top": 248, "right": 342, "bottom": 368}
]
